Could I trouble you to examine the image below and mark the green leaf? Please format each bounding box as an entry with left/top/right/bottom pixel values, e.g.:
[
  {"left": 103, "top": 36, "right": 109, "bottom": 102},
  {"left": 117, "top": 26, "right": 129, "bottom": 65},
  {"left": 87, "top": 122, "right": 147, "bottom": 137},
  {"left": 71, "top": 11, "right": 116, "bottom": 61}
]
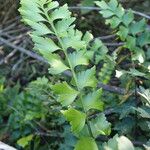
[
  {"left": 132, "top": 48, "right": 145, "bottom": 63},
  {"left": 46, "top": 1, "right": 59, "bottom": 11},
  {"left": 31, "top": 35, "right": 60, "bottom": 53},
  {"left": 137, "top": 32, "right": 150, "bottom": 47},
  {"left": 108, "top": 0, "right": 118, "bottom": 11},
  {"left": 122, "top": 10, "right": 134, "bottom": 26},
  {"left": 62, "top": 108, "right": 86, "bottom": 134},
  {"left": 125, "top": 36, "right": 136, "bottom": 50},
  {"left": 56, "top": 18, "right": 76, "bottom": 37},
  {"left": 118, "top": 136, "right": 135, "bottom": 150},
  {"left": 117, "top": 26, "right": 129, "bottom": 41},
  {"left": 74, "top": 137, "right": 98, "bottom": 150},
  {"left": 68, "top": 51, "right": 89, "bottom": 68},
  {"left": 95, "top": 1, "right": 109, "bottom": 10},
  {"left": 103, "top": 135, "right": 135, "bottom": 150},
  {"left": 19, "top": 0, "right": 45, "bottom": 22},
  {"left": 128, "top": 68, "right": 146, "bottom": 77},
  {"left": 100, "top": 10, "right": 114, "bottom": 18},
  {"left": 106, "top": 16, "right": 121, "bottom": 28},
  {"left": 91, "top": 113, "right": 111, "bottom": 137},
  {"left": 103, "top": 134, "right": 118, "bottom": 150},
  {"left": 83, "top": 31, "right": 94, "bottom": 44},
  {"left": 52, "top": 82, "right": 79, "bottom": 106},
  {"left": 17, "top": 134, "right": 33, "bottom": 148},
  {"left": 130, "top": 19, "right": 146, "bottom": 35},
  {"left": 25, "top": 19, "right": 53, "bottom": 35},
  {"left": 50, "top": 4, "right": 71, "bottom": 21},
  {"left": 77, "top": 67, "right": 97, "bottom": 90},
  {"left": 82, "top": 89, "right": 104, "bottom": 112},
  {"left": 62, "top": 30, "right": 86, "bottom": 50},
  {"left": 47, "top": 54, "right": 69, "bottom": 74},
  {"left": 138, "top": 87, "right": 150, "bottom": 105},
  {"left": 115, "top": 4, "right": 125, "bottom": 18}
]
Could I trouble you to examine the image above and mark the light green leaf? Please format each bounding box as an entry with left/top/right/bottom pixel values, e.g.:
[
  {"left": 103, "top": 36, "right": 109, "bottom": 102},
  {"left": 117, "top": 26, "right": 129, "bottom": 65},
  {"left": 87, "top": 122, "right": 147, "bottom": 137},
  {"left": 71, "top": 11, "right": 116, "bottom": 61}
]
[
  {"left": 19, "top": 2, "right": 45, "bottom": 22},
  {"left": 77, "top": 67, "right": 97, "bottom": 90},
  {"left": 128, "top": 68, "right": 146, "bottom": 77},
  {"left": 46, "top": 53, "right": 69, "bottom": 74},
  {"left": 25, "top": 19, "right": 53, "bottom": 35},
  {"left": 130, "top": 19, "right": 146, "bottom": 35},
  {"left": 122, "top": 10, "right": 134, "bottom": 26},
  {"left": 91, "top": 113, "right": 111, "bottom": 137},
  {"left": 62, "top": 29, "right": 86, "bottom": 50},
  {"left": 115, "top": 4, "right": 125, "bottom": 18},
  {"left": 132, "top": 48, "right": 145, "bottom": 63},
  {"left": 56, "top": 18, "right": 76, "bottom": 37},
  {"left": 74, "top": 137, "right": 98, "bottom": 150},
  {"left": 138, "top": 87, "right": 150, "bottom": 105},
  {"left": 82, "top": 89, "right": 104, "bottom": 112},
  {"left": 103, "top": 135, "right": 134, "bottom": 150},
  {"left": 83, "top": 31, "right": 94, "bottom": 44},
  {"left": 137, "top": 32, "right": 150, "bottom": 47},
  {"left": 50, "top": 4, "right": 71, "bottom": 21},
  {"left": 135, "top": 107, "right": 150, "bottom": 119},
  {"left": 100, "top": 10, "right": 114, "bottom": 18},
  {"left": 125, "top": 36, "right": 136, "bottom": 50},
  {"left": 20, "top": 0, "right": 41, "bottom": 13},
  {"left": 62, "top": 108, "right": 86, "bottom": 134},
  {"left": 117, "top": 25, "right": 129, "bottom": 41},
  {"left": 95, "top": 1, "right": 109, "bottom": 10},
  {"left": 31, "top": 35, "right": 60, "bottom": 53},
  {"left": 52, "top": 82, "right": 79, "bottom": 106},
  {"left": 68, "top": 51, "right": 89, "bottom": 68},
  {"left": 17, "top": 134, "right": 33, "bottom": 148},
  {"left": 108, "top": 0, "right": 118, "bottom": 11},
  {"left": 118, "top": 136, "right": 135, "bottom": 150},
  {"left": 46, "top": 1, "right": 59, "bottom": 11},
  {"left": 106, "top": 16, "right": 121, "bottom": 28},
  {"left": 103, "top": 134, "right": 119, "bottom": 150}
]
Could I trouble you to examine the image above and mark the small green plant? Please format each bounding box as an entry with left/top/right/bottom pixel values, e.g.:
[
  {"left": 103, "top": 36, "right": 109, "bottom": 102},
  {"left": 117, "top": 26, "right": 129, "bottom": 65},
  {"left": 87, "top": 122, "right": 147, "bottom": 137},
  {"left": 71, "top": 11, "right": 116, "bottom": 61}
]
[{"left": 18, "top": 0, "right": 150, "bottom": 149}]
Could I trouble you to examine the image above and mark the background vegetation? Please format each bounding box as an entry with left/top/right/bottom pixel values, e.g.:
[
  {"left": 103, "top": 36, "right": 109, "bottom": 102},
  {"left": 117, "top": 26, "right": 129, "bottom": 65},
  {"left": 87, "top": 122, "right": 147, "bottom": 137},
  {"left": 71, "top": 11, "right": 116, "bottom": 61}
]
[{"left": 0, "top": 0, "right": 150, "bottom": 149}]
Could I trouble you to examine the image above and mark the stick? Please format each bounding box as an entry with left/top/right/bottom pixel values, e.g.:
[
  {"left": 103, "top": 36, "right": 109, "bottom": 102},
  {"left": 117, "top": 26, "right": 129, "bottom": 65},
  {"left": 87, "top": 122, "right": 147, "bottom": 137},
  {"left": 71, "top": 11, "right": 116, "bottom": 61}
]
[{"left": 69, "top": 6, "right": 150, "bottom": 20}]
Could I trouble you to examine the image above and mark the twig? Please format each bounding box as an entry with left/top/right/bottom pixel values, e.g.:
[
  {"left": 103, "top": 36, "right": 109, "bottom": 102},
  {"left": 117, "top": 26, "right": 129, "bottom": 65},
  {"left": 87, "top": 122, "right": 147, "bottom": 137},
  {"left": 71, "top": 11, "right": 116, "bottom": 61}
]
[
  {"left": 69, "top": 6, "right": 150, "bottom": 20},
  {"left": 104, "top": 42, "right": 124, "bottom": 47},
  {"left": 98, "top": 82, "right": 126, "bottom": 94},
  {"left": 0, "top": 49, "right": 17, "bottom": 65},
  {"left": 97, "top": 34, "right": 116, "bottom": 40},
  {"left": 0, "top": 37, "right": 47, "bottom": 63}
]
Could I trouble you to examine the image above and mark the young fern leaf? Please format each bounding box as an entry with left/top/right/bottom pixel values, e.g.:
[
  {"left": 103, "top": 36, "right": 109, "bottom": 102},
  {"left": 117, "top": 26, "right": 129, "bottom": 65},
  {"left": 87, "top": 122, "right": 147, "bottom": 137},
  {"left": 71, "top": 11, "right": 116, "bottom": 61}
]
[
  {"left": 61, "top": 108, "right": 86, "bottom": 134},
  {"left": 19, "top": 0, "right": 111, "bottom": 148},
  {"left": 76, "top": 67, "right": 97, "bottom": 90},
  {"left": 82, "top": 89, "right": 104, "bottom": 112},
  {"left": 51, "top": 82, "right": 79, "bottom": 106}
]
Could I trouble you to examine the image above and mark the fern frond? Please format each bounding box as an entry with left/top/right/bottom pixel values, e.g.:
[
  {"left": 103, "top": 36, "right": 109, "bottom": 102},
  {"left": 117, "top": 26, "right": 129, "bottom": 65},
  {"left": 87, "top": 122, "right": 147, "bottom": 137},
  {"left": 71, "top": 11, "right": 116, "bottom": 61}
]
[
  {"left": 19, "top": 0, "right": 111, "bottom": 147},
  {"left": 96, "top": 0, "right": 150, "bottom": 63}
]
